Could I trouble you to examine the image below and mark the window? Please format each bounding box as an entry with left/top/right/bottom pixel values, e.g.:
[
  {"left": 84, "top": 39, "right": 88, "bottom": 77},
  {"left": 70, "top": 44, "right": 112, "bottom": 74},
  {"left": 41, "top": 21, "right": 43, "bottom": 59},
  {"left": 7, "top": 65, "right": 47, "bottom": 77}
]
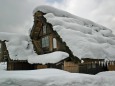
[
  {"left": 43, "top": 25, "right": 46, "bottom": 34},
  {"left": 87, "top": 64, "right": 91, "bottom": 69},
  {"left": 92, "top": 63, "right": 96, "bottom": 68},
  {"left": 42, "top": 36, "right": 49, "bottom": 48},
  {"left": 0, "top": 43, "right": 1, "bottom": 53},
  {"left": 53, "top": 38, "right": 57, "bottom": 49}
]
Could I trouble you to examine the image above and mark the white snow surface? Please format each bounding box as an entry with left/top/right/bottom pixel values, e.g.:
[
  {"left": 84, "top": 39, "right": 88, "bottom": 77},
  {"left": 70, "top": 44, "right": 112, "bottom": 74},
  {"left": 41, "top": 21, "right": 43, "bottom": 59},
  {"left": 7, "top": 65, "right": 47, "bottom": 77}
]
[
  {"left": 28, "top": 51, "right": 69, "bottom": 64},
  {"left": 0, "top": 32, "right": 35, "bottom": 60},
  {"left": 97, "top": 71, "right": 115, "bottom": 76},
  {"left": 34, "top": 5, "right": 115, "bottom": 60},
  {"left": 0, "top": 68, "right": 115, "bottom": 86}
]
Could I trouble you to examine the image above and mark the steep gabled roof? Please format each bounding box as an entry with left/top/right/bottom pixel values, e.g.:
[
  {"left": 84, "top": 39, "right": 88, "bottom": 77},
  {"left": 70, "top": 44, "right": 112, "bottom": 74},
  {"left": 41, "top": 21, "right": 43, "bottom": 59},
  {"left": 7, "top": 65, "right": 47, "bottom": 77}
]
[
  {"left": 0, "top": 32, "right": 68, "bottom": 64},
  {"left": 33, "top": 5, "right": 115, "bottom": 60}
]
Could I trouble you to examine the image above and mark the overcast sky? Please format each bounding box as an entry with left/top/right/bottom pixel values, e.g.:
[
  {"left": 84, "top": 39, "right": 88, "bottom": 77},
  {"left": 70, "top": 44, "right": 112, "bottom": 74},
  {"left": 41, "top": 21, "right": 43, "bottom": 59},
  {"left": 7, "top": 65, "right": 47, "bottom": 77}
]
[{"left": 0, "top": 0, "right": 115, "bottom": 34}]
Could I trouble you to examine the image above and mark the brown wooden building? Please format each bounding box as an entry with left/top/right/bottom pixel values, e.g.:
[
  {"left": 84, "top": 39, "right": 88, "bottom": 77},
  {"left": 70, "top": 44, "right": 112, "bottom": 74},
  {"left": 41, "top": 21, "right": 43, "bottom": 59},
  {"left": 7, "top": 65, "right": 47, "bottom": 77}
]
[
  {"left": 29, "top": 10, "right": 113, "bottom": 74},
  {"left": 0, "top": 6, "right": 115, "bottom": 74}
]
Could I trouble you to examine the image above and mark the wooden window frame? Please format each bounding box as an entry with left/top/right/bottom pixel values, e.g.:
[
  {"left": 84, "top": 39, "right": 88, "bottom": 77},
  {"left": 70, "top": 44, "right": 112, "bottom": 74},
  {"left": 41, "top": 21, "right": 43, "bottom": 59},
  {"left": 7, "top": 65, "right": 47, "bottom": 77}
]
[
  {"left": 92, "top": 63, "right": 96, "bottom": 68},
  {"left": 43, "top": 25, "right": 47, "bottom": 34},
  {"left": 0, "top": 43, "right": 1, "bottom": 53},
  {"left": 53, "top": 38, "right": 57, "bottom": 50},
  {"left": 42, "top": 36, "right": 49, "bottom": 48}
]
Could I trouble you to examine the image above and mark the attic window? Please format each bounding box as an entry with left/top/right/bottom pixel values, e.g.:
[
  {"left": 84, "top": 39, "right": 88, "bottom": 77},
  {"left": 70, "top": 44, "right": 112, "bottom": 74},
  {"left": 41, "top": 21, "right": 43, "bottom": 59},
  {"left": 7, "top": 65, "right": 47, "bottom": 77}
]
[
  {"left": 42, "top": 36, "right": 49, "bottom": 48},
  {"left": 87, "top": 64, "right": 91, "bottom": 69},
  {"left": 43, "top": 25, "right": 47, "bottom": 34}
]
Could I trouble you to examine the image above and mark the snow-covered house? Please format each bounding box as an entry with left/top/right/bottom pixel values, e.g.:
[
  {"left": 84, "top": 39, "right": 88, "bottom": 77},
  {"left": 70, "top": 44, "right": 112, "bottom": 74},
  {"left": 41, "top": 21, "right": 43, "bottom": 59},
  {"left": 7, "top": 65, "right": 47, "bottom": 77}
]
[
  {"left": 0, "top": 41, "right": 3, "bottom": 62},
  {"left": 1, "top": 5, "right": 115, "bottom": 74}
]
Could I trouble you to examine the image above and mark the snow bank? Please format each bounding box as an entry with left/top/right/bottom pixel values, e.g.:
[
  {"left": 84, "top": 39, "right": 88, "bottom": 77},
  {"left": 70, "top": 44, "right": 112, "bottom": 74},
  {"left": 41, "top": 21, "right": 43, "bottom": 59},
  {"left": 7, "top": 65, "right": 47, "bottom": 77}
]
[
  {"left": 97, "top": 71, "right": 115, "bottom": 77},
  {"left": 33, "top": 5, "right": 115, "bottom": 60},
  {"left": 0, "top": 69, "right": 115, "bottom": 86},
  {"left": 28, "top": 51, "right": 69, "bottom": 64}
]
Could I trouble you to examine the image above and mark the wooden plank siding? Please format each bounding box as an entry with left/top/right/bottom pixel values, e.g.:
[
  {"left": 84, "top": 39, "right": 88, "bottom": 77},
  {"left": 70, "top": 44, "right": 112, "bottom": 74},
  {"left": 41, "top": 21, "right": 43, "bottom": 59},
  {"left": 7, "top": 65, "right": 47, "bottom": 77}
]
[
  {"left": 64, "top": 61, "right": 79, "bottom": 73},
  {"left": 31, "top": 11, "right": 70, "bottom": 55},
  {"left": 35, "top": 64, "right": 47, "bottom": 69},
  {"left": 7, "top": 61, "right": 35, "bottom": 70},
  {"left": 107, "top": 61, "right": 115, "bottom": 71},
  {"left": 79, "top": 63, "right": 107, "bottom": 74},
  {"left": 0, "top": 41, "right": 9, "bottom": 62},
  {"left": 0, "top": 41, "right": 2, "bottom": 62}
]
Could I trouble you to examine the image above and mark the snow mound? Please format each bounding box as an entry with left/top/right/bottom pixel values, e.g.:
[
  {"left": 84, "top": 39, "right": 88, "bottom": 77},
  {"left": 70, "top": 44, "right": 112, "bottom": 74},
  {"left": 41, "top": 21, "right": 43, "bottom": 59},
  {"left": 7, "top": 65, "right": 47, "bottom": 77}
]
[
  {"left": 28, "top": 51, "right": 69, "bottom": 64},
  {"left": 0, "top": 69, "right": 115, "bottom": 86},
  {"left": 34, "top": 5, "right": 115, "bottom": 60}
]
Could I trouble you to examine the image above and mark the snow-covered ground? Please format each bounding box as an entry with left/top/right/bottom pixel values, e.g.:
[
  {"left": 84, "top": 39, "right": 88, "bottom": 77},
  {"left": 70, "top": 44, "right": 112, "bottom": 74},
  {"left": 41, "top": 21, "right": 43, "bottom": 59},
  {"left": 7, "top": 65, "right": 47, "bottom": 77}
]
[{"left": 0, "top": 62, "right": 115, "bottom": 86}]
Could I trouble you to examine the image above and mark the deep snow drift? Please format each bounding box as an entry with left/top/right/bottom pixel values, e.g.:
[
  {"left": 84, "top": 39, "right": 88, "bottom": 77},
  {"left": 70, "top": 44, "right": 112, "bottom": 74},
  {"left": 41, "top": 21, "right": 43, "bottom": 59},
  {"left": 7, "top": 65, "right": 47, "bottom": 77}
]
[
  {"left": 0, "top": 67, "right": 115, "bottom": 86},
  {"left": 0, "top": 63, "right": 115, "bottom": 86},
  {"left": 34, "top": 5, "right": 115, "bottom": 60}
]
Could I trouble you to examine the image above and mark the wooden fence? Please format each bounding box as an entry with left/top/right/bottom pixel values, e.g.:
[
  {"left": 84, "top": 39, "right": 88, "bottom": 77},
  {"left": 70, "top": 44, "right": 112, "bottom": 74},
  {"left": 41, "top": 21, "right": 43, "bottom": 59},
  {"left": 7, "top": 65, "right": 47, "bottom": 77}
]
[{"left": 79, "top": 61, "right": 115, "bottom": 74}]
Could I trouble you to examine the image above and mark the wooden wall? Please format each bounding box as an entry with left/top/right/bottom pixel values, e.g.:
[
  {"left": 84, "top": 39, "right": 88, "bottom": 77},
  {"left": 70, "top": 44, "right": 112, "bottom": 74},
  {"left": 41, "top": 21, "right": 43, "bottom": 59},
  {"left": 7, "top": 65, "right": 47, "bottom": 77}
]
[
  {"left": 0, "top": 41, "right": 9, "bottom": 62},
  {"left": 64, "top": 61, "right": 79, "bottom": 73},
  {"left": 79, "top": 62, "right": 107, "bottom": 74},
  {"left": 0, "top": 49, "right": 2, "bottom": 62},
  {"left": 63, "top": 60, "right": 113, "bottom": 74},
  {"left": 35, "top": 62, "right": 63, "bottom": 69},
  {"left": 107, "top": 61, "right": 115, "bottom": 71},
  {"left": 0, "top": 41, "right": 4, "bottom": 62},
  {"left": 31, "top": 11, "right": 68, "bottom": 55},
  {"left": 7, "top": 61, "right": 34, "bottom": 70},
  {"left": 35, "top": 64, "right": 47, "bottom": 69}
]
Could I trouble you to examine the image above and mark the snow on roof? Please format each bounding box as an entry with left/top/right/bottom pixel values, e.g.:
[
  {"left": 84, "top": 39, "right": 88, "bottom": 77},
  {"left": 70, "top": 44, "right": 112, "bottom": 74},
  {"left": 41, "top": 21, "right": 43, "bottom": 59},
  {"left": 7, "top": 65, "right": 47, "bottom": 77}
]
[
  {"left": 28, "top": 51, "right": 69, "bottom": 64},
  {"left": 0, "top": 32, "right": 34, "bottom": 60},
  {"left": 0, "top": 32, "right": 68, "bottom": 64},
  {"left": 34, "top": 5, "right": 115, "bottom": 60}
]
